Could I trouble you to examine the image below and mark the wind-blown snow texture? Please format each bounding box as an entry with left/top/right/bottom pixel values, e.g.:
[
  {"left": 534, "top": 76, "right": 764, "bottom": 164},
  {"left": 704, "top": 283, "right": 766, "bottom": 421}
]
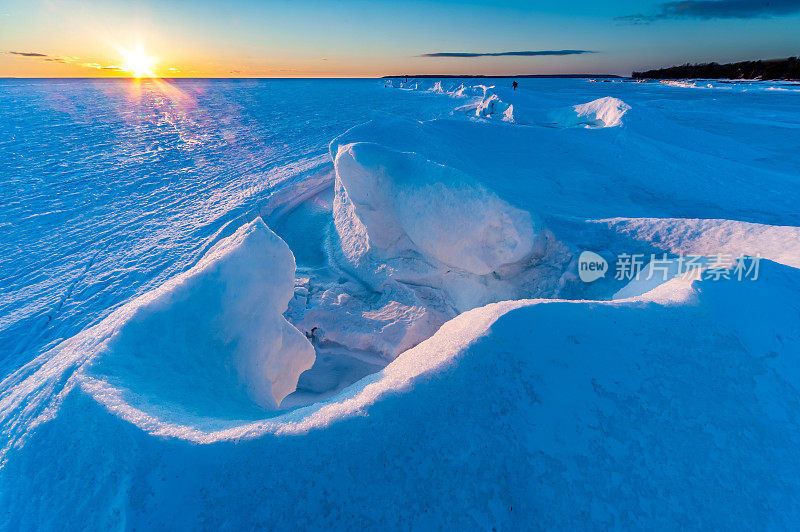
[{"left": 2, "top": 77, "right": 800, "bottom": 529}]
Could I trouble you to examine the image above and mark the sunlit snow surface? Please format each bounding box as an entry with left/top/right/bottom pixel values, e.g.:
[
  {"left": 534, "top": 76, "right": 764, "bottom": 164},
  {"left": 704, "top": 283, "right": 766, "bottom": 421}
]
[{"left": 2, "top": 77, "right": 800, "bottom": 529}]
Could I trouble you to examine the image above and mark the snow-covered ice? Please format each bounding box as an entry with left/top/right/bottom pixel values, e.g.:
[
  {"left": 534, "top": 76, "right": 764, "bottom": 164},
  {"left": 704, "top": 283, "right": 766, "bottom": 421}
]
[
  {"left": 550, "top": 96, "right": 631, "bottom": 128},
  {"left": 333, "top": 142, "right": 543, "bottom": 300},
  {"left": 86, "top": 218, "right": 315, "bottom": 415},
  {"left": 2, "top": 77, "right": 800, "bottom": 529}
]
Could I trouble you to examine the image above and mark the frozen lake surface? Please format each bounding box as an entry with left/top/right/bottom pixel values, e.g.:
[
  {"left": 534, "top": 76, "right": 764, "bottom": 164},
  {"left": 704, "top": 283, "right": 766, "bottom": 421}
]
[{"left": 2, "top": 77, "right": 800, "bottom": 529}]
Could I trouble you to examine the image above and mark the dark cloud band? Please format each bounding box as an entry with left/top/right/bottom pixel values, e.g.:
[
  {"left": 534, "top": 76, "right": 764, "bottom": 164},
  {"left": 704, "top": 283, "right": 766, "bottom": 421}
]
[
  {"left": 8, "top": 51, "right": 48, "bottom": 57},
  {"left": 418, "top": 50, "right": 595, "bottom": 58},
  {"left": 617, "top": 0, "right": 800, "bottom": 23}
]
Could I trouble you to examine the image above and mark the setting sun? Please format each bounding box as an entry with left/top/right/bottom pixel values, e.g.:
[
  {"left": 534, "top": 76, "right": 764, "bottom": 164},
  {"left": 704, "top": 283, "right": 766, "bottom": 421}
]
[{"left": 120, "top": 45, "right": 157, "bottom": 78}]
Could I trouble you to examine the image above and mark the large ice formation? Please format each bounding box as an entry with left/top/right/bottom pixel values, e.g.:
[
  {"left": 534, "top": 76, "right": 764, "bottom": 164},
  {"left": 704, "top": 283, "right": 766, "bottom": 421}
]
[
  {"left": 331, "top": 141, "right": 566, "bottom": 313},
  {"left": 87, "top": 218, "right": 315, "bottom": 414}
]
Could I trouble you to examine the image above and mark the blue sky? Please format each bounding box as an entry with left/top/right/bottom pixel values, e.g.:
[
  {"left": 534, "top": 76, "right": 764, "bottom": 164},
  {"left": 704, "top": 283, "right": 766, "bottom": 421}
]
[{"left": 1, "top": 0, "right": 798, "bottom": 76}]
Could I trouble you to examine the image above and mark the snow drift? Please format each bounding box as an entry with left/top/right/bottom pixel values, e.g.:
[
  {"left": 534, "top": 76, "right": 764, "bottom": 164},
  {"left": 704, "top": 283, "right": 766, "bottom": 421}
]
[{"left": 5, "top": 259, "right": 800, "bottom": 529}]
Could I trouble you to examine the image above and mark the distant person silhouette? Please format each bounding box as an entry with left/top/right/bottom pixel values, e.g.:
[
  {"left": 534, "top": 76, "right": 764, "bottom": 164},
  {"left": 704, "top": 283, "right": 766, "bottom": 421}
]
[{"left": 512, "top": 81, "right": 518, "bottom": 91}]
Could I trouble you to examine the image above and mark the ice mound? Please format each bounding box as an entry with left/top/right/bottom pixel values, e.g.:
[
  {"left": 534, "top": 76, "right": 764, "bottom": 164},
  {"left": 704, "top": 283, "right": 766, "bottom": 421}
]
[
  {"left": 335, "top": 142, "right": 536, "bottom": 275},
  {"left": 86, "top": 218, "right": 315, "bottom": 416},
  {"left": 549, "top": 96, "right": 631, "bottom": 128},
  {"left": 279, "top": 139, "right": 552, "bottom": 362},
  {"left": 331, "top": 141, "right": 568, "bottom": 314}
]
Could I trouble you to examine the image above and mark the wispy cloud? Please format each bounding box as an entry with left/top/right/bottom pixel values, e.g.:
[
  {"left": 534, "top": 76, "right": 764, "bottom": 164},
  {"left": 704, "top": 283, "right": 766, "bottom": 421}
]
[
  {"left": 418, "top": 50, "right": 596, "bottom": 58},
  {"left": 617, "top": 0, "right": 800, "bottom": 23},
  {"left": 5, "top": 50, "right": 127, "bottom": 71},
  {"left": 7, "top": 50, "right": 67, "bottom": 62}
]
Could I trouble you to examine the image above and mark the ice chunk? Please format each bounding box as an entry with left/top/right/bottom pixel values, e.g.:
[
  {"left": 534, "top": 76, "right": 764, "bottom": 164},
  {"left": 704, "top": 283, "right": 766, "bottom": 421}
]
[
  {"left": 334, "top": 142, "right": 536, "bottom": 276},
  {"left": 87, "top": 218, "right": 315, "bottom": 414},
  {"left": 475, "top": 93, "right": 514, "bottom": 122},
  {"left": 331, "top": 141, "right": 569, "bottom": 314}
]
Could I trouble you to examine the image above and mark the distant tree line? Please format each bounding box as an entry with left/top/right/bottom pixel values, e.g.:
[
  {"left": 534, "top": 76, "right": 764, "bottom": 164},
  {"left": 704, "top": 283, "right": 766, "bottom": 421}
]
[{"left": 633, "top": 57, "right": 800, "bottom": 80}]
